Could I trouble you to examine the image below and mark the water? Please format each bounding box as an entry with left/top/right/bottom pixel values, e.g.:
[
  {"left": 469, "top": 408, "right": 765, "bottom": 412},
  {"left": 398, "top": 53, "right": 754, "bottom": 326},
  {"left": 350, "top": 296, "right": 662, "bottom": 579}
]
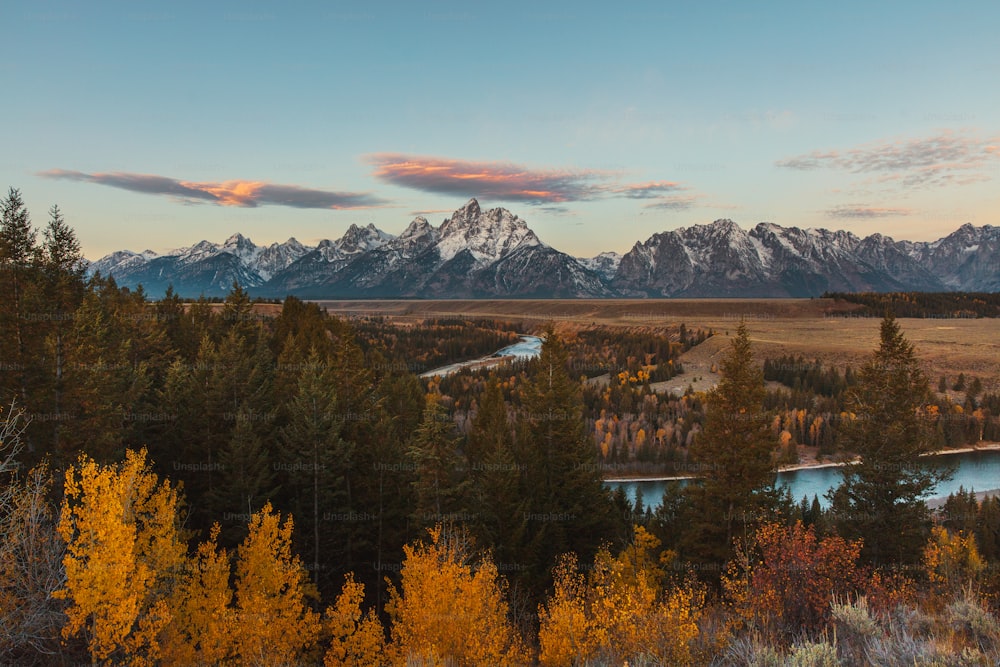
[
  {"left": 609, "top": 449, "right": 1000, "bottom": 509},
  {"left": 421, "top": 335, "right": 543, "bottom": 377},
  {"left": 493, "top": 335, "right": 543, "bottom": 359}
]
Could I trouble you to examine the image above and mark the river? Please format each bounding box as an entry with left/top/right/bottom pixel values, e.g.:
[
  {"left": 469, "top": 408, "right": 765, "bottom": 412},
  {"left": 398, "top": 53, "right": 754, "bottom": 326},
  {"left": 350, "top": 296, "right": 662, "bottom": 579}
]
[
  {"left": 608, "top": 449, "right": 1000, "bottom": 509},
  {"left": 420, "top": 335, "right": 543, "bottom": 378}
]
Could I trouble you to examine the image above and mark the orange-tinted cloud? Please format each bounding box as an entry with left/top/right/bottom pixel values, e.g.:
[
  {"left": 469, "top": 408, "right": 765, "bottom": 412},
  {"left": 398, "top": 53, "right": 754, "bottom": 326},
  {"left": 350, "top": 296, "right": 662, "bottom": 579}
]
[
  {"left": 368, "top": 153, "right": 624, "bottom": 204},
  {"left": 40, "top": 169, "right": 386, "bottom": 209},
  {"left": 777, "top": 131, "right": 1000, "bottom": 188}
]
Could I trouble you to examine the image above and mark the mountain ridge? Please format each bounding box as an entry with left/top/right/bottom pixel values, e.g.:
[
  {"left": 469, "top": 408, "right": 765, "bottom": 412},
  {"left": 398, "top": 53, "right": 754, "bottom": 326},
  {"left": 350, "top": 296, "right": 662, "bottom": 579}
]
[{"left": 87, "top": 199, "right": 1000, "bottom": 298}]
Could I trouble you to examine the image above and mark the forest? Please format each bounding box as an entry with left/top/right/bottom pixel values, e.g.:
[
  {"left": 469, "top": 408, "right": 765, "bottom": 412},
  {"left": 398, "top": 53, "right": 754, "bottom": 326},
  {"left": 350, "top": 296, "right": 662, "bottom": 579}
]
[
  {"left": 3, "top": 188, "right": 1000, "bottom": 665},
  {"left": 823, "top": 291, "right": 1000, "bottom": 318}
]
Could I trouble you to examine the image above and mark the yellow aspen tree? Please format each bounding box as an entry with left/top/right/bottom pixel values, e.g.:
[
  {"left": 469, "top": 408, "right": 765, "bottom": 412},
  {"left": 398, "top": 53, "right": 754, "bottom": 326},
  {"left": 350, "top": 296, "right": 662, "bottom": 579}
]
[
  {"left": 324, "top": 573, "right": 386, "bottom": 667},
  {"left": 540, "top": 531, "right": 703, "bottom": 667},
  {"left": 161, "top": 524, "right": 234, "bottom": 666},
  {"left": 538, "top": 553, "right": 599, "bottom": 667},
  {"left": 232, "top": 502, "right": 320, "bottom": 666},
  {"left": 386, "top": 526, "right": 527, "bottom": 666},
  {"left": 923, "top": 526, "right": 985, "bottom": 595},
  {"left": 55, "top": 448, "right": 186, "bottom": 666}
]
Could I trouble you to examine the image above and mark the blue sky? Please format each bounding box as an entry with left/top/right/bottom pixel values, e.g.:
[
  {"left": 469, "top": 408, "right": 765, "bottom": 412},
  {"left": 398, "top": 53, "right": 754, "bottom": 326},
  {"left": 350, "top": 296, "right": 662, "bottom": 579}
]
[{"left": 3, "top": 0, "right": 999, "bottom": 259}]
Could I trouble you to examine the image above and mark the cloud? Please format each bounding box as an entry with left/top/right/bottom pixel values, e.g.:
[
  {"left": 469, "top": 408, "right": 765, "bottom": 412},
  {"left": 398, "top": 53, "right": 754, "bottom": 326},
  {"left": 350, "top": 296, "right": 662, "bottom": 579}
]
[
  {"left": 408, "top": 208, "right": 454, "bottom": 217},
  {"left": 367, "top": 153, "right": 614, "bottom": 204},
  {"left": 612, "top": 181, "right": 684, "bottom": 199},
  {"left": 369, "top": 153, "right": 692, "bottom": 209},
  {"left": 643, "top": 195, "right": 699, "bottom": 211},
  {"left": 40, "top": 169, "right": 386, "bottom": 209},
  {"left": 825, "top": 205, "right": 913, "bottom": 219},
  {"left": 776, "top": 131, "right": 1000, "bottom": 188}
]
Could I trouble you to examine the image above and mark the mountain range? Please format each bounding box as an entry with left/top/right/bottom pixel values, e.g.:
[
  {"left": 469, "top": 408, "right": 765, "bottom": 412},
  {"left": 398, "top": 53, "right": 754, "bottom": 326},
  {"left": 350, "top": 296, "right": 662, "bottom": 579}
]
[{"left": 87, "top": 199, "right": 1000, "bottom": 298}]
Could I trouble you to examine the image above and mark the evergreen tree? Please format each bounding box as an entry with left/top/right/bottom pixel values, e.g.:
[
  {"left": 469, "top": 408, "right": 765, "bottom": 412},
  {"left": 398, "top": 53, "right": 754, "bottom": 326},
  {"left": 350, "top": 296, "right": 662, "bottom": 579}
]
[
  {"left": 407, "top": 392, "right": 468, "bottom": 527},
  {"left": 466, "top": 377, "right": 526, "bottom": 568},
  {"left": 976, "top": 496, "right": 1000, "bottom": 561},
  {"left": 0, "top": 189, "right": 41, "bottom": 424},
  {"left": 681, "top": 322, "right": 777, "bottom": 571},
  {"left": 38, "top": 205, "right": 86, "bottom": 453},
  {"left": 517, "top": 327, "right": 620, "bottom": 592},
  {"left": 829, "top": 313, "right": 949, "bottom": 565},
  {"left": 280, "top": 349, "right": 351, "bottom": 588},
  {"left": 208, "top": 416, "right": 279, "bottom": 545}
]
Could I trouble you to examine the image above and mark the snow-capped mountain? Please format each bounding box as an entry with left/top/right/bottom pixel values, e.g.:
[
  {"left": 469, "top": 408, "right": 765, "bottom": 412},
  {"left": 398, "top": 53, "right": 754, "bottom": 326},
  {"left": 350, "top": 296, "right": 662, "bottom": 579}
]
[
  {"left": 88, "top": 203, "right": 1000, "bottom": 298},
  {"left": 908, "top": 224, "right": 1000, "bottom": 292},
  {"left": 612, "top": 219, "right": 972, "bottom": 297},
  {"left": 267, "top": 199, "right": 608, "bottom": 298},
  {"left": 89, "top": 235, "right": 314, "bottom": 297},
  {"left": 577, "top": 252, "right": 622, "bottom": 282}
]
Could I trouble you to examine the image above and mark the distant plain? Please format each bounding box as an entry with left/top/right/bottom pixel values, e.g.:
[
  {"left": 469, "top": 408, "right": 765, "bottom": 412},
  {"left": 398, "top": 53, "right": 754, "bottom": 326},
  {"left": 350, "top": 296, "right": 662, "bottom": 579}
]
[{"left": 314, "top": 298, "right": 1000, "bottom": 392}]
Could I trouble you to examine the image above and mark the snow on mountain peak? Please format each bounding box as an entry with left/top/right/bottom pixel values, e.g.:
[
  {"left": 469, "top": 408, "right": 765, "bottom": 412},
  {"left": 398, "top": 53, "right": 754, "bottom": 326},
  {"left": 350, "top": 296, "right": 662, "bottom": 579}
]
[{"left": 437, "top": 200, "right": 540, "bottom": 263}]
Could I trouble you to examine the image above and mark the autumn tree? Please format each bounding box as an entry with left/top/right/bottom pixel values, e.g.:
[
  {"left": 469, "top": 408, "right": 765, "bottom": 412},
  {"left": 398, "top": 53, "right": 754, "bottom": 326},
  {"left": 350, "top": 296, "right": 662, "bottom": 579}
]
[
  {"left": 923, "top": 525, "right": 985, "bottom": 595},
  {"left": 55, "top": 448, "right": 187, "bottom": 665},
  {"left": 231, "top": 502, "right": 321, "bottom": 665},
  {"left": 682, "top": 321, "right": 777, "bottom": 570},
  {"left": 160, "top": 525, "right": 234, "bottom": 666},
  {"left": 830, "top": 313, "right": 948, "bottom": 565},
  {"left": 722, "top": 521, "right": 866, "bottom": 639},
  {"left": 538, "top": 528, "right": 703, "bottom": 666},
  {"left": 324, "top": 573, "right": 387, "bottom": 667},
  {"left": 386, "top": 526, "right": 527, "bottom": 666}
]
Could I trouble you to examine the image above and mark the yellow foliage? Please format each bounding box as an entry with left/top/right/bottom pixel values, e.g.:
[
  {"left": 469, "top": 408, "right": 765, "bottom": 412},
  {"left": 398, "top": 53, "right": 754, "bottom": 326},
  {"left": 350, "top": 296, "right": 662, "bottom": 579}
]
[
  {"left": 539, "top": 529, "right": 703, "bottom": 667},
  {"left": 161, "top": 524, "right": 234, "bottom": 666},
  {"left": 386, "top": 526, "right": 527, "bottom": 666},
  {"left": 923, "top": 526, "right": 985, "bottom": 594},
  {"left": 55, "top": 448, "right": 186, "bottom": 665},
  {"left": 233, "top": 502, "right": 321, "bottom": 666},
  {"left": 325, "top": 573, "right": 387, "bottom": 667},
  {"left": 538, "top": 554, "right": 599, "bottom": 666}
]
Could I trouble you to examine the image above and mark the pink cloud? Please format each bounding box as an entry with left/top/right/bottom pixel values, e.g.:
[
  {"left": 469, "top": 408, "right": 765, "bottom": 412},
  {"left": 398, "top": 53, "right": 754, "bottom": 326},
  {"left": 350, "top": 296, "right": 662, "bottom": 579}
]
[
  {"left": 40, "top": 169, "right": 386, "bottom": 209},
  {"left": 368, "top": 153, "right": 613, "bottom": 204}
]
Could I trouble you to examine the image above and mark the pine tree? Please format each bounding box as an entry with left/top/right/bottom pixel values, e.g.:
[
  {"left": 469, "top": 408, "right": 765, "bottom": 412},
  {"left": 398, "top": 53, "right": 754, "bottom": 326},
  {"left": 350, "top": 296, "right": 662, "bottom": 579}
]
[
  {"left": 408, "top": 392, "right": 468, "bottom": 527},
  {"left": 682, "top": 321, "right": 777, "bottom": 570},
  {"left": 38, "top": 205, "right": 85, "bottom": 454},
  {"left": 829, "top": 313, "right": 948, "bottom": 565},
  {"left": 518, "top": 327, "right": 620, "bottom": 591},
  {"left": 280, "top": 349, "right": 351, "bottom": 588},
  {"left": 0, "top": 188, "right": 39, "bottom": 407},
  {"left": 466, "top": 377, "right": 526, "bottom": 568},
  {"left": 209, "top": 417, "right": 279, "bottom": 545}
]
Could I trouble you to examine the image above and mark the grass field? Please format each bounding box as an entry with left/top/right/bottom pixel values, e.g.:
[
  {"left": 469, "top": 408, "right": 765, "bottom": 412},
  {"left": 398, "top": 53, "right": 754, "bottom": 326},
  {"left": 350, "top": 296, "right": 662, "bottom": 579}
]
[{"left": 314, "top": 298, "right": 1000, "bottom": 393}]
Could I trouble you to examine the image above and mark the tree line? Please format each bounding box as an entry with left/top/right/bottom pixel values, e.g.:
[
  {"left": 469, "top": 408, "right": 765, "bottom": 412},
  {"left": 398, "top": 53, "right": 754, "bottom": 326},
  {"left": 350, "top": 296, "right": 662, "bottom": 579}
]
[{"left": 824, "top": 290, "right": 1000, "bottom": 318}]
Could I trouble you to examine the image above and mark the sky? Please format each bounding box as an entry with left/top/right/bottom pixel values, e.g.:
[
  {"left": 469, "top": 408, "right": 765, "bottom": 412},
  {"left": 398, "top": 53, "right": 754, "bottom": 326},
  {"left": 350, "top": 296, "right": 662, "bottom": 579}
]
[{"left": 3, "top": 0, "right": 999, "bottom": 260}]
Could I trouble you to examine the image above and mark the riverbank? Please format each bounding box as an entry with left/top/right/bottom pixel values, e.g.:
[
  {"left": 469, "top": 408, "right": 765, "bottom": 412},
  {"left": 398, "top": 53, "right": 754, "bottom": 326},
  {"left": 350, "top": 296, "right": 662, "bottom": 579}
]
[{"left": 603, "top": 441, "right": 1000, "bottom": 483}]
